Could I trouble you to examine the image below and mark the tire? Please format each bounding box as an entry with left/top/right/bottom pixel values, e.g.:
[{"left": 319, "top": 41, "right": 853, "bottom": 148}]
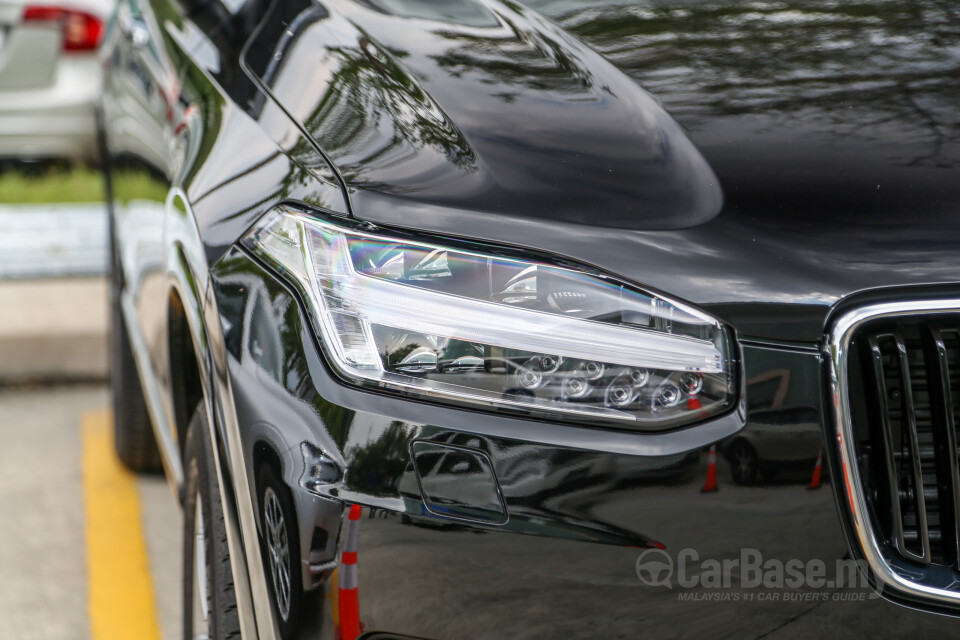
[
  {"left": 728, "top": 439, "right": 760, "bottom": 485},
  {"left": 258, "top": 463, "right": 303, "bottom": 640},
  {"left": 110, "top": 243, "right": 162, "bottom": 473},
  {"left": 182, "top": 405, "right": 242, "bottom": 640}
]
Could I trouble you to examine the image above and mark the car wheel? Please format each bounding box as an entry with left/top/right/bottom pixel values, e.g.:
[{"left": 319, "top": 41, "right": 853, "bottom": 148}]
[
  {"left": 182, "top": 405, "right": 241, "bottom": 640},
  {"left": 258, "top": 463, "right": 303, "bottom": 640},
  {"left": 728, "top": 440, "right": 759, "bottom": 485},
  {"left": 110, "top": 247, "right": 162, "bottom": 472}
]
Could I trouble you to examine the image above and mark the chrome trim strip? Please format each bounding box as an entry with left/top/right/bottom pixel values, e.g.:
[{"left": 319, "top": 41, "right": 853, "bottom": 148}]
[{"left": 826, "top": 297, "right": 960, "bottom": 605}]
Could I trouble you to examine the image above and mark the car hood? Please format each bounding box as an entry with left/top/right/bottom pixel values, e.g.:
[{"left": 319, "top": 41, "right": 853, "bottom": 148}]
[{"left": 249, "top": 0, "right": 960, "bottom": 343}]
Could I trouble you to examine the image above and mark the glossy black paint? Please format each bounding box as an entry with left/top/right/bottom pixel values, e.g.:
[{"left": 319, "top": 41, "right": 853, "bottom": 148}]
[
  {"left": 210, "top": 247, "right": 953, "bottom": 639},
  {"left": 242, "top": 0, "right": 724, "bottom": 231},
  {"left": 191, "top": 0, "right": 960, "bottom": 345},
  {"left": 100, "top": 0, "right": 960, "bottom": 638}
]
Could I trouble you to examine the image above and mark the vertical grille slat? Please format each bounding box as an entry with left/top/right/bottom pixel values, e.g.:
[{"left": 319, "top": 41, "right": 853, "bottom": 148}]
[
  {"left": 867, "top": 333, "right": 932, "bottom": 563},
  {"left": 895, "top": 332, "right": 932, "bottom": 563},
  {"left": 866, "top": 335, "right": 909, "bottom": 558},
  {"left": 924, "top": 327, "right": 960, "bottom": 568}
]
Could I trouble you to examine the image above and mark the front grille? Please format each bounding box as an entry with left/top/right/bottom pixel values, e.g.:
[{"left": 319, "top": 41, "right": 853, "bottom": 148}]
[
  {"left": 850, "top": 322, "right": 960, "bottom": 565},
  {"left": 833, "top": 301, "right": 960, "bottom": 604}
]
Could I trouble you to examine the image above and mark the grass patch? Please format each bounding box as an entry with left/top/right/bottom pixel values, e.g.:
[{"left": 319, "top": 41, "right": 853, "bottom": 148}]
[
  {"left": 0, "top": 164, "right": 106, "bottom": 204},
  {"left": 112, "top": 169, "right": 169, "bottom": 205},
  {"left": 0, "top": 164, "right": 170, "bottom": 205}
]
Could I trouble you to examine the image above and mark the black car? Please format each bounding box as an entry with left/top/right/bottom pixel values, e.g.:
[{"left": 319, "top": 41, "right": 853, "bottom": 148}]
[{"left": 100, "top": 0, "right": 960, "bottom": 638}]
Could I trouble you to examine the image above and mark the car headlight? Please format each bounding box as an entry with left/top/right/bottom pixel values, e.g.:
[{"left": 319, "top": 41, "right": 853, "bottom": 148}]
[{"left": 242, "top": 204, "right": 737, "bottom": 430}]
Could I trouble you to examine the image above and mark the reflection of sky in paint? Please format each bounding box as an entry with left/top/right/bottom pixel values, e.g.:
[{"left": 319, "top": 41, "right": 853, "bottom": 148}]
[
  {"left": 359, "top": 0, "right": 499, "bottom": 27},
  {"left": 536, "top": 0, "right": 960, "bottom": 167}
]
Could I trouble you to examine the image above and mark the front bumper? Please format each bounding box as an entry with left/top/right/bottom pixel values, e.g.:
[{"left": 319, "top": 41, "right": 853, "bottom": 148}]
[{"left": 211, "top": 246, "right": 959, "bottom": 639}]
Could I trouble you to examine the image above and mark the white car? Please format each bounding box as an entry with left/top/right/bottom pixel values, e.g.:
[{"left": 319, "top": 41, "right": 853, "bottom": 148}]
[{"left": 0, "top": 0, "right": 113, "bottom": 162}]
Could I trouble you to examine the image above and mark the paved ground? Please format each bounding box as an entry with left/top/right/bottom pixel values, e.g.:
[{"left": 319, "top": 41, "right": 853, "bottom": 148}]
[
  {"left": 0, "top": 278, "right": 108, "bottom": 382},
  {"left": 0, "top": 384, "right": 179, "bottom": 640},
  {"left": 0, "top": 200, "right": 110, "bottom": 382}
]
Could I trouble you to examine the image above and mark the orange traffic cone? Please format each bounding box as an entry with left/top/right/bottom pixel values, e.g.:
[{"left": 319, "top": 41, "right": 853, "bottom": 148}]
[
  {"left": 807, "top": 446, "right": 823, "bottom": 490},
  {"left": 701, "top": 444, "right": 719, "bottom": 493},
  {"left": 339, "top": 504, "right": 363, "bottom": 640}
]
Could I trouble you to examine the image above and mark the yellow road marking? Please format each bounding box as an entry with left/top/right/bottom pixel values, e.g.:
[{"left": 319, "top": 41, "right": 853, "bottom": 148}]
[{"left": 82, "top": 410, "right": 161, "bottom": 640}]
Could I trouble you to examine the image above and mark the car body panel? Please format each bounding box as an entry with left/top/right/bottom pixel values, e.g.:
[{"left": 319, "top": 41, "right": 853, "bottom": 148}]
[
  {"left": 102, "top": 0, "right": 353, "bottom": 636},
  {"left": 206, "top": 248, "right": 956, "bottom": 639},
  {"left": 175, "top": 0, "right": 960, "bottom": 344},
  {"left": 249, "top": 0, "right": 960, "bottom": 345},
  {"left": 241, "top": 0, "right": 723, "bottom": 232},
  {"left": 100, "top": 0, "right": 960, "bottom": 639}
]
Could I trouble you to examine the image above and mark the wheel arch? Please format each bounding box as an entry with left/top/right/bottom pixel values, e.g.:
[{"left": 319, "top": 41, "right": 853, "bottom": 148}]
[
  {"left": 168, "top": 285, "right": 205, "bottom": 460},
  {"left": 163, "top": 227, "right": 218, "bottom": 487}
]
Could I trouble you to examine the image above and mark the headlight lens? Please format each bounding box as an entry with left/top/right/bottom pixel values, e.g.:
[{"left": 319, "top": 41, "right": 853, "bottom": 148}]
[{"left": 243, "top": 205, "right": 737, "bottom": 430}]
